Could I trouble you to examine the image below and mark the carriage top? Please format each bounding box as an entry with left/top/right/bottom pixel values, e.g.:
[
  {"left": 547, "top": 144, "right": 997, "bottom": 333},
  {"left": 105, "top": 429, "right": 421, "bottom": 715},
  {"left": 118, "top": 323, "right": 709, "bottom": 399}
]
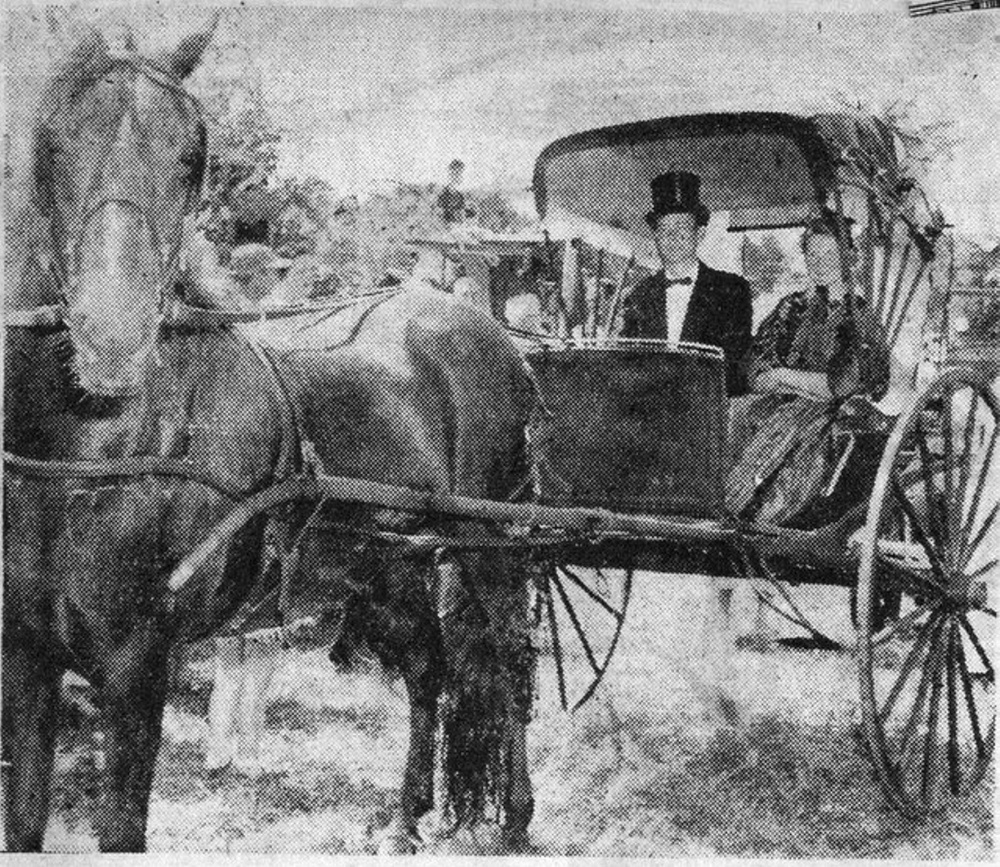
[
  {"left": 521, "top": 112, "right": 949, "bottom": 373},
  {"left": 533, "top": 111, "right": 924, "bottom": 235}
]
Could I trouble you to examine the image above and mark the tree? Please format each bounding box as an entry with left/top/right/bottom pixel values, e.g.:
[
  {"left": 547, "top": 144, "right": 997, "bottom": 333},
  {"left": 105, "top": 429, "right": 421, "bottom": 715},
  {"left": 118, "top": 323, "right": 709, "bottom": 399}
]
[{"left": 195, "top": 53, "right": 283, "bottom": 251}]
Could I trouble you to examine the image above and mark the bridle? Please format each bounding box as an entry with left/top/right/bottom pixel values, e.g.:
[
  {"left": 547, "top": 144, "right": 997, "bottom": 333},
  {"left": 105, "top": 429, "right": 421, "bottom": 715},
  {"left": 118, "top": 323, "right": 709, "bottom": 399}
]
[
  {"left": 4, "top": 50, "right": 288, "bottom": 493},
  {"left": 15, "top": 52, "right": 207, "bottom": 329}
]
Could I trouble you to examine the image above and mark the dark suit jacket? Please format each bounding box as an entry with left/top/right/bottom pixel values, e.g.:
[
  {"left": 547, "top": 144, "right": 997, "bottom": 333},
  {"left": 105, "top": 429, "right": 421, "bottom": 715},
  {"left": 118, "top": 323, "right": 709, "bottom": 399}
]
[{"left": 620, "top": 262, "right": 753, "bottom": 396}]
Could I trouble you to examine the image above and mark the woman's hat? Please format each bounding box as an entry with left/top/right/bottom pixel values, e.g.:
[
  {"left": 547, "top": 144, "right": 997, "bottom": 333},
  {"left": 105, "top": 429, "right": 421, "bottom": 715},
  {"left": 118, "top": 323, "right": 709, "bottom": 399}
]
[
  {"left": 646, "top": 171, "right": 710, "bottom": 228},
  {"left": 803, "top": 208, "right": 855, "bottom": 238}
]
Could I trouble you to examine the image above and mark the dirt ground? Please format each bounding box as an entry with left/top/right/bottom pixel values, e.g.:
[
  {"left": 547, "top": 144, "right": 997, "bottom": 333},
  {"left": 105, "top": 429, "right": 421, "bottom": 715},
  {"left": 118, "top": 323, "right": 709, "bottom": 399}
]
[{"left": 45, "top": 575, "right": 993, "bottom": 857}]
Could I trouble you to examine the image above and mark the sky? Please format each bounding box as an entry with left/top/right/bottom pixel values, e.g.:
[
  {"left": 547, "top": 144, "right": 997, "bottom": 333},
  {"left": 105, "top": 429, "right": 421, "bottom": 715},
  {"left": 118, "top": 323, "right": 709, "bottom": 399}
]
[{"left": 4, "top": 1, "right": 999, "bottom": 237}]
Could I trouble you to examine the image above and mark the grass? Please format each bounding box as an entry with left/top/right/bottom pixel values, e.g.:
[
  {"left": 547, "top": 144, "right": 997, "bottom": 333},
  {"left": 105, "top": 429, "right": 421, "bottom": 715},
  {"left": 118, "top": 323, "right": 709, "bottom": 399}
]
[{"left": 40, "top": 577, "right": 994, "bottom": 856}]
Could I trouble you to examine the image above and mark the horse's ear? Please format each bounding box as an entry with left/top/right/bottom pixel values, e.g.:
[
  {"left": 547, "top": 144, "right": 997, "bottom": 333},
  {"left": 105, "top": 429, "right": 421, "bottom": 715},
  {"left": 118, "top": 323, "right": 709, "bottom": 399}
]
[
  {"left": 61, "top": 28, "right": 110, "bottom": 74},
  {"left": 158, "top": 12, "right": 219, "bottom": 80}
]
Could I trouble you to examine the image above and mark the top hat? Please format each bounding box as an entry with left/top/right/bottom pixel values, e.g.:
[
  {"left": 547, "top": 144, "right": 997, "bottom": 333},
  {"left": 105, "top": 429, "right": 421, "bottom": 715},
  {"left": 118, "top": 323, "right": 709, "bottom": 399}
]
[{"left": 646, "top": 171, "right": 710, "bottom": 227}]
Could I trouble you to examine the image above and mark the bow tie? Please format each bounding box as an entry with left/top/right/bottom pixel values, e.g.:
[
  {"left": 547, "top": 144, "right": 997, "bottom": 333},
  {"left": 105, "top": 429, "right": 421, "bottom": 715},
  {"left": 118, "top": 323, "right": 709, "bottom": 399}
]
[{"left": 663, "top": 276, "right": 692, "bottom": 286}]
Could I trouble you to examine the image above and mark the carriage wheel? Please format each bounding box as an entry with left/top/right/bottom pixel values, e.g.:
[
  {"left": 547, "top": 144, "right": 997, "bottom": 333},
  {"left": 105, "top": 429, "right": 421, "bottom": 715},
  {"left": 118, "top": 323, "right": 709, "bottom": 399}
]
[
  {"left": 857, "top": 370, "right": 997, "bottom": 817},
  {"left": 536, "top": 562, "right": 633, "bottom": 712}
]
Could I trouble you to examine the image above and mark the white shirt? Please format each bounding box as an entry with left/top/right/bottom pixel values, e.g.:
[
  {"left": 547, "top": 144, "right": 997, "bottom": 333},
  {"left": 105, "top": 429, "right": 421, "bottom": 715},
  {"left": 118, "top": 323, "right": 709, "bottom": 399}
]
[{"left": 661, "top": 260, "right": 699, "bottom": 344}]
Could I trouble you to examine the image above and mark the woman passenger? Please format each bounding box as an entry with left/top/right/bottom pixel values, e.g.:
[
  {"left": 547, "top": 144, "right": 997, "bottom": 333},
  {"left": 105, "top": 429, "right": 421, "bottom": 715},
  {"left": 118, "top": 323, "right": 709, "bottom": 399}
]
[{"left": 727, "top": 211, "right": 892, "bottom": 526}]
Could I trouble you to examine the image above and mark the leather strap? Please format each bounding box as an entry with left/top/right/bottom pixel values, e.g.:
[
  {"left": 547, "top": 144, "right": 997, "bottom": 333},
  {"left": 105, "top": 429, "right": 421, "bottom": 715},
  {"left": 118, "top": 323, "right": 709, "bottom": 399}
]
[{"left": 5, "top": 304, "right": 64, "bottom": 329}]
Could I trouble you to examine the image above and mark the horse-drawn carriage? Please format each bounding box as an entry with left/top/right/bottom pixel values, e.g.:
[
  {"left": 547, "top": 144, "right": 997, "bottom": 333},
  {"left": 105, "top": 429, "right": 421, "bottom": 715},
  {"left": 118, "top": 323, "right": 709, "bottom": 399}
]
[
  {"left": 3, "top": 26, "right": 995, "bottom": 852},
  {"left": 179, "top": 110, "right": 995, "bottom": 820},
  {"left": 406, "top": 111, "right": 998, "bottom": 818}
]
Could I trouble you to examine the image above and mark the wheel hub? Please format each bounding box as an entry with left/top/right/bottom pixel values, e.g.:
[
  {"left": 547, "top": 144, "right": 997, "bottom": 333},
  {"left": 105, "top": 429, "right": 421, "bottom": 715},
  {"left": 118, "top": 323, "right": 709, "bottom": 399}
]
[{"left": 947, "top": 573, "right": 989, "bottom": 610}]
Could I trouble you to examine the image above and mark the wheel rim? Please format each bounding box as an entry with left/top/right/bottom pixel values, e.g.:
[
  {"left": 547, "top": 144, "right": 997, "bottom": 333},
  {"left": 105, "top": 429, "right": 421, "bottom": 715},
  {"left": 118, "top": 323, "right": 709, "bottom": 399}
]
[
  {"left": 538, "top": 562, "right": 633, "bottom": 712},
  {"left": 857, "top": 370, "right": 997, "bottom": 817}
]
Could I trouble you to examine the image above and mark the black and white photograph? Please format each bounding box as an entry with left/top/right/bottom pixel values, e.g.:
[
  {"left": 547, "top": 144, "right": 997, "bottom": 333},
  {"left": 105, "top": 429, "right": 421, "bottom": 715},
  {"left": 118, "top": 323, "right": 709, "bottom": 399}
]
[{"left": 2, "top": 0, "right": 997, "bottom": 857}]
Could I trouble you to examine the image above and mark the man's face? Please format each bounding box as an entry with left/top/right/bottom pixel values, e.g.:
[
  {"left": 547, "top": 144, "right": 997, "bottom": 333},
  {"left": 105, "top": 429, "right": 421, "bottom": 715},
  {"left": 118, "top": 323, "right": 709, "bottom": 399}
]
[
  {"left": 803, "top": 232, "right": 843, "bottom": 293},
  {"left": 652, "top": 212, "right": 701, "bottom": 268},
  {"left": 448, "top": 166, "right": 465, "bottom": 187}
]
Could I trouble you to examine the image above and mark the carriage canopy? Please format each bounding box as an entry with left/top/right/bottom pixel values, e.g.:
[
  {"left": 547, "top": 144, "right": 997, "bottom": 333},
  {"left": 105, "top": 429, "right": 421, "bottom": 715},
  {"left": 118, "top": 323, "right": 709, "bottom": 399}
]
[{"left": 532, "top": 111, "right": 904, "bottom": 234}]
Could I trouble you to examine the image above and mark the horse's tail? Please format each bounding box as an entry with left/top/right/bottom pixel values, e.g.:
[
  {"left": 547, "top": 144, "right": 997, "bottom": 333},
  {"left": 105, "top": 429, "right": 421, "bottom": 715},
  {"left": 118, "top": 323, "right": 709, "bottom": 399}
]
[{"left": 436, "top": 547, "right": 534, "bottom": 828}]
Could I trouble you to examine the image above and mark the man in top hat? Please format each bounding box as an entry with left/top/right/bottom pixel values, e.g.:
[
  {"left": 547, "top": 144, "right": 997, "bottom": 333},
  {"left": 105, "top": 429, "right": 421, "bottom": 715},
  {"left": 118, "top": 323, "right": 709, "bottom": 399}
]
[{"left": 621, "top": 171, "right": 753, "bottom": 396}]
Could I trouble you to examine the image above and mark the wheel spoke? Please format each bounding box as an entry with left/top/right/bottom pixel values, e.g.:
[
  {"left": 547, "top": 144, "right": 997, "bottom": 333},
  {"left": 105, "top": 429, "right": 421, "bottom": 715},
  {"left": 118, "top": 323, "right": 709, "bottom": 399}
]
[
  {"left": 571, "top": 568, "right": 632, "bottom": 711},
  {"left": 952, "top": 391, "right": 981, "bottom": 554},
  {"left": 877, "top": 556, "right": 946, "bottom": 598},
  {"left": 921, "top": 618, "right": 946, "bottom": 804},
  {"left": 955, "top": 628, "right": 987, "bottom": 760},
  {"left": 872, "top": 599, "right": 935, "bottom": 646},
  {"left": 957, "top": 614, "right": 994, "bottom": 683},
  {"left": 559, "top": 565, "right": 624, "bottom": 622},
  {"left": 878, "top": 609, "right": 941, "bottom": 724},
  {"left": 550, "top": 570, "right": 601, "bottom": 676},
  {"left": 914, "top": 416, "right": 944, "bottom": 552},
  {"left": 942, "top": 390, "right": 955, "bottom": 557},
  {"left": 946, "top": 621, "right": 961, "bottom": 795},
  {"left": 544, "top": 580, "right": 568, "bottom": 712},
  {"left": 958, "top": 425, "right": 998, "bottom": 567},
  {"left": 889, "top": 479, "right": 948, "bottom": 582},
  {"left": 964, "top": 557, "right": 998, "bottom": 582},
  {"left": 959, "top": 501, "right": 999, "bottom": 577},
  {"left": 894, "top": 615, "right": 948, "bottom": 760}
]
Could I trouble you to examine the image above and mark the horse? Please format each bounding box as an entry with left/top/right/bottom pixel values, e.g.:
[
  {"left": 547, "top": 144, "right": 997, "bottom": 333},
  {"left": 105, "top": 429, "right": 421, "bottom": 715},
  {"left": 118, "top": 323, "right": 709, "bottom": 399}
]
[{"left": 3, "top": 25, "right": 538, "bottom": 852}]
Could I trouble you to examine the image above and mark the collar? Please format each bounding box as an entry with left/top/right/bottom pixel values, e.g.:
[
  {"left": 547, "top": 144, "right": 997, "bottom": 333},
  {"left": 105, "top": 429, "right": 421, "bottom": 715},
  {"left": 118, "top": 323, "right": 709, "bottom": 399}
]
[{"left": 660, "top": 260, "right": 700, "bottom": 286}]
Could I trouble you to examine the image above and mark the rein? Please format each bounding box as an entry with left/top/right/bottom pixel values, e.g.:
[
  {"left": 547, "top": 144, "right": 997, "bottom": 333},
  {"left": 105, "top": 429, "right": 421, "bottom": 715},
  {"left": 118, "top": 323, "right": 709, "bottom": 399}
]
[
  {"left": 3, "top": 451, "right": 246, "bottom": 499},
  {"left": 3, "top": 288, "right": 407, "bottom": 490},
  {"left": 5, "top": 54, "right": 409, "bottom": 502},
  {"left": 5, "top": 288, "right": 406, "bottom": 332}
]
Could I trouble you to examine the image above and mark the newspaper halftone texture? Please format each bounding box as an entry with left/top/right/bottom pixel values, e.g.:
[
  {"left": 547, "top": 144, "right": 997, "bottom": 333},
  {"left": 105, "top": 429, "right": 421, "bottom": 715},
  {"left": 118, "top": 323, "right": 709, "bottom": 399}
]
[{"left": 3, "top": 1, "right": 997, "bottom": 857}]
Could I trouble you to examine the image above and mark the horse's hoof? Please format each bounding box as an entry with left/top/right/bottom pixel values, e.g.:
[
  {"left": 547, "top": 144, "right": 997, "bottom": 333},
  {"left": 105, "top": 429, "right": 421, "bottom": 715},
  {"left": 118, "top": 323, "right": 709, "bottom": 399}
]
[
  {"left": 500, "top": 827, "right": 532, "bottom": 853},
  {"left": 376, "top": 829, "right": 420, "bottom": 855}
]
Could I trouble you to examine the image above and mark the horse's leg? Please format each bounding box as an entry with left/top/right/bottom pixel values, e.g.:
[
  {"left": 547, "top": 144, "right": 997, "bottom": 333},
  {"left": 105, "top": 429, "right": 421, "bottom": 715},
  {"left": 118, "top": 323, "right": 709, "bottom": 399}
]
[
  {"left": 501, "top": 711, "right": 534, "bottom": 851},
  {"left": 380, "top": 648, "right": 439, "bottom": 854},
  {"left": 370, "top": 555, "right": 441, "bottom": 854},
  {"left": 440, "top": 542, "right": 536, "bottom": 849},
  {"left": 497, "top": 556, "right": 534, "bottom": 851},
  {"left": 95, "top": 629, "right": 170, "bottom": 852},
  {"left": 2, "top": 637, "right": 61, "bottom": 851}
]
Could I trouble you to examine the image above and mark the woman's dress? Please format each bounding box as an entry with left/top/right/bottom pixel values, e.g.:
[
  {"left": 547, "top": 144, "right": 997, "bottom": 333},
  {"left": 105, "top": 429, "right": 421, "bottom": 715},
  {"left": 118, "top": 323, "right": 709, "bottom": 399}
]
[{"left": 726, "top": 289, "right": 891, "bottom": 527}]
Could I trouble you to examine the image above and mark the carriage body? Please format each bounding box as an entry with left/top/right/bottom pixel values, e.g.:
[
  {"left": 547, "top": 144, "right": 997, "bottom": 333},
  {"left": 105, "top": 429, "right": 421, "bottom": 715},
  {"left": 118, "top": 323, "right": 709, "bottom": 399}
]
[
  {"left": 525, "top": 341, "right": 728, "bottom": 517},
  {"left": 499, "top": 112, "right": 996, "bottom": 815},
  {"left": 182, "top": 111, "right": 992, "bottom": 820},
  {"left": 518, "top": 111, "right": 956, "bottom": 552}
]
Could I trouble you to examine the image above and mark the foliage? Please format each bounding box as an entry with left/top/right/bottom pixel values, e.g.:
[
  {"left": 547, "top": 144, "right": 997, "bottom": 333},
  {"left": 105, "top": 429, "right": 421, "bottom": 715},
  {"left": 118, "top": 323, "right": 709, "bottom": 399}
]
[
  {"left": 963, "top": 296, "right": 1000, "bottom": 341},
  {"left": 194, "top": 63, "right": 534, "bottom": 289}
]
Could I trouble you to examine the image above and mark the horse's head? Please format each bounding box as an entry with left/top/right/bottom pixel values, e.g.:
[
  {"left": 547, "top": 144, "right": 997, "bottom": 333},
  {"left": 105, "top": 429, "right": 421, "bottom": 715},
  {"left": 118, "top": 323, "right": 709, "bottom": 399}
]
[{"left": 33, "top": 23, "right": 214, "bottom": 396}]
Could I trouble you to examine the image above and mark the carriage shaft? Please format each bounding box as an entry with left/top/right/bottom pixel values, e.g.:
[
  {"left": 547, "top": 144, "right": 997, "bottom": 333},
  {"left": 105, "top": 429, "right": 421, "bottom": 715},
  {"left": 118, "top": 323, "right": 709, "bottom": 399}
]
[{"left": 168, "top": 469, "right": 871, "bottom": 594}]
